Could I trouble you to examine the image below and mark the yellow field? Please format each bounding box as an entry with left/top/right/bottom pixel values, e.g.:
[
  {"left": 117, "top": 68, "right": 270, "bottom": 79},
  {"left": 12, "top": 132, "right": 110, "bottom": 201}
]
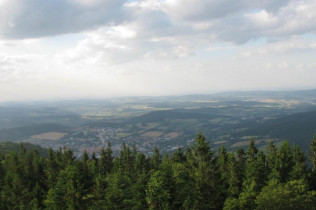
[
  {"left": 141, "top": 131, "right": 164, "bottom": 138},
  {"left": 230, "top": 139, "right": 274, "bottom": 148},
  {"left": 165, "top": 132, "right": 181, "bottom": 138},
  {"left": 31, "top": 132, "right": 67, "bottom": 140},
  {"left": 213, "top": 140, "right": 229, "bottom": 145}
]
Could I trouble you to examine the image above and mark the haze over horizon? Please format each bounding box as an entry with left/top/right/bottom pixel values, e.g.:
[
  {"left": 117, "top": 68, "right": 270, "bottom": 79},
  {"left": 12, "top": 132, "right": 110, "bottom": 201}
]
[{"left": 1, "top": 0, "right": 316, "bottom": 102}]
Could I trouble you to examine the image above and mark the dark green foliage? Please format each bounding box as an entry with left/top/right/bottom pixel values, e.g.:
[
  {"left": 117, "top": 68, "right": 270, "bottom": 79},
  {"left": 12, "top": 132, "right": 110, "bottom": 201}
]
[
  {"left": 275, "top": 141, "right": 293, "bottom": 182},
  {"left": 309, "top": 135, "right": 316, "bottom": 172},
  {"left": 256, "top": 179, "right": 316, "bottom": 210},
  {"left": 0, "top": 134, "right": 316, "bottom": 210},
  {"left": 238, "top": 110, "right": 316, "bottom": 152},
  {"left": 0, "top": 142, "right": 49, "bottom": 156},
  {"left": 0, "top": 123, "right": 67, "bottom": 142},
  {"left": 99, "top": 142, "right": 113, "bottom": 175}
]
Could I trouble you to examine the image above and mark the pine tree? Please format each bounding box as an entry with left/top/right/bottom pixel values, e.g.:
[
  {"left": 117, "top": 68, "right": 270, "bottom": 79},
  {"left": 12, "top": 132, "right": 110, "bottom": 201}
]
[
  {"left": 239, "top": 139, "right": 265, "bottom": 209},
  {"left": 308, "top": 135, "right": 316, "bottom": 190},
  {"left": 187, "top": 132, "right": 219, "bottom": 209},
  {"left": 45, "top": 164, "right": 86, "bottom": 209},
  {"left": 146, "top": 156, "right": 174, "bottom": 209},
  {"left": 266, "top": 141, "right": 278, "bottom": 180},
  {"left": 170, "top": 147, "right": 186, "bottom": 163},
  {"left": 276, "top": 141, "right": 293, "bottom": 183},
  {"left": 308, "top": 135, "right": 316, "bottom": 172},
  {"left": 290, "top": 144, "right": 307, "bottom": 181},
  {"left": 105, "top": 171, "right": 135, "bottom": 209},
  {"left": 99, "top": 142, "right": 113, "bottom": 175},
  {"left": 227, "top": 152, "right": 242, "bottom": 198},
  {"left": 216, "top": 146, "right": 229, "bottom": 205},
  {"left": 150, "top": 147, "right": 161, "bottom": 171}
]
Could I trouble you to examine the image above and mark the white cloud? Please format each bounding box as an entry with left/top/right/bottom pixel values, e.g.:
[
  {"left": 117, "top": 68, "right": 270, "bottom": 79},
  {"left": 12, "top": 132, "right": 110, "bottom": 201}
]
[
  {"left": 1, "top": 0, "right": 316, "bottom": 101},
  {"left": 0, "top": 0, "right": 128, "bottom": 39},
  {"left": 162, "top": 0, "right": 290, "bottom": 21}
]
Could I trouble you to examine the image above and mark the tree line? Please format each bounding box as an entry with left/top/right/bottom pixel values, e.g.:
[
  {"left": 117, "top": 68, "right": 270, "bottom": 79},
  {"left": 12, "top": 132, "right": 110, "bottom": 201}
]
[{"left": 0, "top": 133, "right": 316, "bottom": 209}]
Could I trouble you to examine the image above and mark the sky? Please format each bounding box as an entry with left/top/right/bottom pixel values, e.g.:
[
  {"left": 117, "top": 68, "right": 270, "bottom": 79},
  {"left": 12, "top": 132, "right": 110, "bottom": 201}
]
[{"left": 0, "top": 0, "right": 316, "bottom": 102}]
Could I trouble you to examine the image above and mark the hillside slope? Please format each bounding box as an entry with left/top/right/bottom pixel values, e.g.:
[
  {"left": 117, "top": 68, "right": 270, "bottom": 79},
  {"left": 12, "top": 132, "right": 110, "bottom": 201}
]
[
  {"left": 0, "top": 142, "right": 49, "bottom": 156},
  {"left": 236, "top": 109, "right": 316, "bottom": 151}
]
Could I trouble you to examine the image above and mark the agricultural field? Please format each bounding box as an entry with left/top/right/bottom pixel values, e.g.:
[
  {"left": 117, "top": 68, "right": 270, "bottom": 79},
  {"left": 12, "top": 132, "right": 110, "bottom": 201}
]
[
  {"left": 1, "top": 89, "right": 316, "bottom": 155},
  {"left": 31, "top": 132, "right": 68, "bottom": 140}
]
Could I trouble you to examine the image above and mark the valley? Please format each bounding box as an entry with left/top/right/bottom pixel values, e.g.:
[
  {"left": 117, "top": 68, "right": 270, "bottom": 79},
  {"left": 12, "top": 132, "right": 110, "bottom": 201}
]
[{"left": 1, "top": 89, "right": 316, "bottom": 156}]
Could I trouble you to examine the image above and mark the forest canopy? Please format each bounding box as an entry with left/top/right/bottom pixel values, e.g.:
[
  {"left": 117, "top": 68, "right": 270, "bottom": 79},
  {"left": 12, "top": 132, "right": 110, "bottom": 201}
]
[{"left": 0, "top": 134, "right": 316, "bottom": 209}]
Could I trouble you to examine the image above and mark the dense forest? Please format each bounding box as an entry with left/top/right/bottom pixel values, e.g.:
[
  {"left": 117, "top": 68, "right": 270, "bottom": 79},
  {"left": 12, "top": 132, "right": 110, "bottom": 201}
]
[{"left": 0, "top": 134, "right": 316, "bottom": 209}]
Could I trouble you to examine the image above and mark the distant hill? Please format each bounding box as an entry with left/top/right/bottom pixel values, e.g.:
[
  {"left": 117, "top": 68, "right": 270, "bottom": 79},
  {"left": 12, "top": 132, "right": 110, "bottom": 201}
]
[
  {"left": 236, "top": 109, "right": 316, "bottom": 152},
  {"left": 0, "top": 123, "right": 68, "bottom": 142},
  {"left": 129, "top": 109, "right": 214, "bottom": 123},
  {"left": 212, "top": 88, "right": 316, "bottom": 100},
  {"left": 0, "top": 142, "right": 49, "bottom": 156}
]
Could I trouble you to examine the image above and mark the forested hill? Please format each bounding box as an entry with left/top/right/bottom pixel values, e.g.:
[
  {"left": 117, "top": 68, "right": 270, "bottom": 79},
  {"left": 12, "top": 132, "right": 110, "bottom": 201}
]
[
  {"left": 0, "top": 134, "right": 315, "bottom": 209},
  {"left": 0, "top": 142, "right": 49, "bottom": 156},
  {"left": 237, "top": 109, "right": 316, "bottom": 151},
  {"left": 0, "top": 123, "right": 68, "bottom": 142}
]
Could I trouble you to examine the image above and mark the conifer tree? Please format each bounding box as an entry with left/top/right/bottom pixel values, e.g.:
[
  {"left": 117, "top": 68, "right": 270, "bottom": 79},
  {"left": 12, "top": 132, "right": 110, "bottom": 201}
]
[
  {"left": 45, "top": 164, "right": 86, "bottom": 209},
  {"left": 187, "top": 132, "right": 219, "bottom": 209},
  {"left": 266, "top": 141, "right": 278, "bottom": 180},
  {"left": 308, "top": 135, "right": 316, "bottom": 190},
  {"left": 105, "top": 171, "right": 136, "bottom": 209},
  {"left": 309, "top": 135, "right": 316, "bottom": 172},
  {"left": 99, "top": 142, "right": 113, "bottom": 175},
  {"left": 227, "top": 152, "right": 242, "bottom": 198},
  {"left": 239, "top": 139, "right": 263, "bottom": 209},
  {"left": 170, "top": 147, "right": 186, "bottom": 163},
  {"left": 216, "top": 146, "right": 229, "bottom": 204},
  {"left": 290, "top": 144, "right": 307, "bottom": 181},
  {"left": 276, "top": 141, "right": 293, "bottom": 183},
  {"left": 150, "top": 147, "right": 161, "bottom": 171},
  {"left": 146, "top": 155, "right": 174, "bottom": 209}
]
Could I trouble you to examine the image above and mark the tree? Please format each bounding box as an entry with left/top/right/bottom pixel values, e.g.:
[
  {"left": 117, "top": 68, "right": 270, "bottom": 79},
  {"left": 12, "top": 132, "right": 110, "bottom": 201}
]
[
  {"left": 99, "top": 142, "right": 113, "bottom": 175},
  {"left": 146, "top": 170, "right": 171, "bottom": 210},
  {"left": 186, "top": 132, "right": 219, "bottom": 209},
  {"left": 308, "top": 135, "right": 316, "bottom": 190},
  {"left": 105, "top": 171, "right": 136, "bottom": 209},
  {"left": 146, "top": 156, "right": 174, "bottom": 209},
  {"left": 275, "top": 141, "right": 293, "bottom": 183},
  {"left": 290, "top": 144, "right": 307, "bottom": 181},
  {"left": 308, "top": 135, "right": 316, "bottom": 172},
  {"left": 256, "top": 179, "right": 316, "bottom": 210},
  {"left": 44, "top": 165, "right": 87, "bottom": 210},
  {"left": 150, "top": 147, "right": 161, "bottom": 171},
  {"left": 239, "top": 139, "right": 266, "bottom": 209},
  {"left": 266, "top": 141, "right": 278, "bottom": 180},
  {"left": 227, "top": 152, "right": 242, "bottom": 198},
  {"left": 216, "top": 146, "right": 229, "bottom": 204}
]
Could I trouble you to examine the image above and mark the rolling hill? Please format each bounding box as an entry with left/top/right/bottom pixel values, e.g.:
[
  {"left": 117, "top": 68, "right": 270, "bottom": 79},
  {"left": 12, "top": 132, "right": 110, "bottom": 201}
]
[{"left": 236, "top": 109, "right": 316, "bottom": 151}]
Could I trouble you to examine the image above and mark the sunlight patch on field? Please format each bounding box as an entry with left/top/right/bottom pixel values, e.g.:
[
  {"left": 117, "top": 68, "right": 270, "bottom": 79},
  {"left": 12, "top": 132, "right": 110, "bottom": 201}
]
[
  {"left": 213, "top": 140, "right": 229, "bottom": 145},
  {"left": 230, "top": 139, "right": 275, "bottom": 148},
  {"left": 141, "top": 131, "right": 164, "bottom": 138},
  {"left": 31, "top": 132, "right": 67, "bottom": 140},
  {"left": 116, "top": 132, "right": 130, "bottom": 138},
  {"left": 165, "top": 132, "right": 181, "bottom": 138}
]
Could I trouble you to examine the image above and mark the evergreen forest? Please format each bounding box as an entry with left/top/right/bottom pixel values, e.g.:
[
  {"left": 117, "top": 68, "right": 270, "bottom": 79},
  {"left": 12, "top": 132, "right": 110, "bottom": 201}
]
[{"left": 0, "top": 133, "right": 316, "bottom": 210}]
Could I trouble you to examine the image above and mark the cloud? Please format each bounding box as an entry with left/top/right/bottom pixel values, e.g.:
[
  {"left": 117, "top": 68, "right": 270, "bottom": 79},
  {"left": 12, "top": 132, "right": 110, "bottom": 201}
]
[
  {"left": 210, "top": 0, "right": 316, "bottom": 43},
  {"left": 1, "top": 0, "right": 316, "bottom": 46},
  {"left": 162, "top": 0, "right": 290, "bottom": 21},
  {"left": 0, "top": 0, "right": 128, "bottom": 39},
  {"left": 238, "top": 36, "right": 316, "bottom": 59},
  {"left": 0, "top": 54, "right": 36, "bottom": 81}
]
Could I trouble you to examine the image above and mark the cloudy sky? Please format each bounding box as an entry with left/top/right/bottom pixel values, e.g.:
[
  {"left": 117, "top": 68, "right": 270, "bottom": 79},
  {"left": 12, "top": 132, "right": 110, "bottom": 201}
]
[{"left": 0, "top": 0, "right": 316, "bottom": 102}]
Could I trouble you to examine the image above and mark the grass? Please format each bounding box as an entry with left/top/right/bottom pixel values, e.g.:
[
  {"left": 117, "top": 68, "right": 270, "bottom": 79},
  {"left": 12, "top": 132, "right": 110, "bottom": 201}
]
[
  {"left": 31, "top": 132, "right": 68, "bottom": 140},
  {"left": 141, "top": 131, "right": 164, "bottom": 138},
  {"left": 116, "top": 132, "right": 131, "bottom": 138}
]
